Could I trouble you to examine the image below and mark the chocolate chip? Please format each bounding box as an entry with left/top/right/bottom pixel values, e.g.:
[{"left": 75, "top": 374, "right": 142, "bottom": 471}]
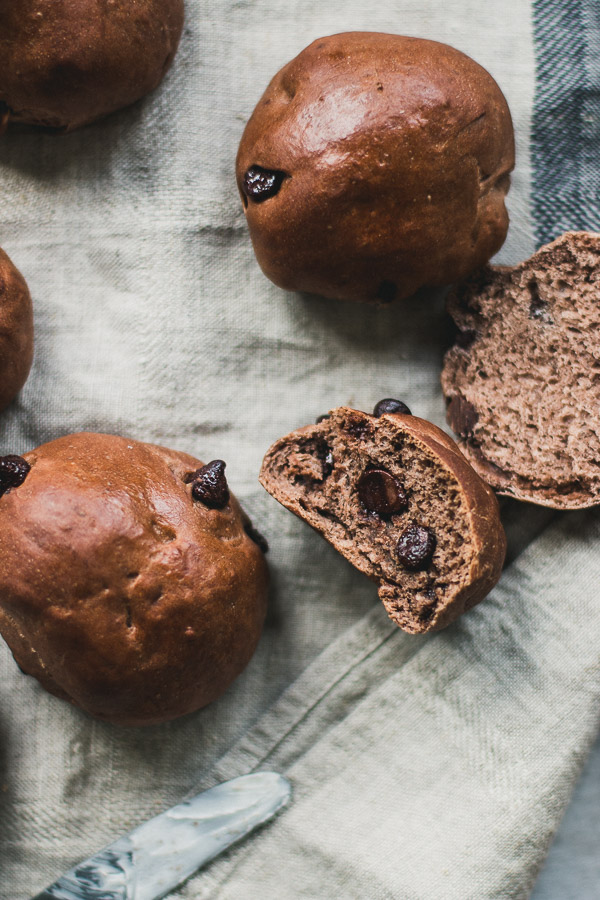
[
  {"left": 357, "top": 469, "right": 408, "bottom": 516},
  {"left": 0, "top": 455, "right": 30, "bottom": 498},
  {"left": 396, "top": 524, "right": 436, "bottom": 570},
  {"left": 243, "top": 519, "right": 269, "bottom": 554},
  {"left": 190, "top": 460, "right": 229, "bottom": 509},
  {"left": 446, "top": 394, "right": 478, "bottom": 439},
  {"left": 316, "top": 414, "right": 331, "bottom": 424},
  {"left": 373, "top": 398, "right": 412, "bottom": 417},
  {"left": 243, "top": 166, "right": 286, "bottom": 203}
]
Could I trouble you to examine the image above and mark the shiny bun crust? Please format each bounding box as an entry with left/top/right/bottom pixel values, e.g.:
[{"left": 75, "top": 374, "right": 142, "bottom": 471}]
[
  {"left": 0, "top": 247, "right": 33, "bottom": 411},
  {"left": 0, "top": 0, "right": 184, "bottom": 131},
  {"left": 0, "top": 433, "right": 269, "bottom": 726},
  {"left": 237, "top": 32, "right": 515, "bottom": 304}
]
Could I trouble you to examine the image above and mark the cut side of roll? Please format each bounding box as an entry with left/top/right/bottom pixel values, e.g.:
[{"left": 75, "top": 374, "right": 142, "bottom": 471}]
[
  {"left": 442, "top": 231, "right": 600, "bottom": 509},
  {"left": 260, "top": 406, "right": 505, "bottom": 634}
]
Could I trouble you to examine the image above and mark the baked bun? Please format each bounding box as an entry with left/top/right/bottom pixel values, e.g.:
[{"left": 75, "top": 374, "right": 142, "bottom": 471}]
[
  {"left": 0, "top": 433, "right": 269, "bottom": 725},
  {"left": 442, "top": 232, "right": 600, "bottom": 509},
  {"left": 0, "top": 247, "right": 33, "bottom": 411},
  {"left": 260, "top": 404, "right": 505, "bottom": 633},
  {"left": 0, "top": 0, "right": 184, "bottom": 131},
  {"left": 237, "top": 32, "right": 514, "bottom": 304}
]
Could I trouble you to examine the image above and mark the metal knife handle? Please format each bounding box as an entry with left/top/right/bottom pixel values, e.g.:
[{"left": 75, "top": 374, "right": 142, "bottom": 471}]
[{"left": 31, "top": 772, "right": 291, "bottom": 900}]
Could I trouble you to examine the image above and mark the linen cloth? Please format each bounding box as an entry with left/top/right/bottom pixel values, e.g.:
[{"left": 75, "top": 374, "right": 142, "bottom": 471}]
[{"left": 0, "top": 0, "right": 598, "bottom": 897}]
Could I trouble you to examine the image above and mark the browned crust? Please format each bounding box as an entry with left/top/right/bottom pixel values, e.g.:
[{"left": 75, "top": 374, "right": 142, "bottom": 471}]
[
  {"left": 392, "top": 416, "right": 506, "bottom": 631},
  {"left": 237, "top": 32, "right": 514, "bottom": 304},
  {"left": 442, "top": 230, "right": 600, "bottom": 510},
  {"left": 260, "top": 408, "right": 505, "bottom": 634},
  {"left": 0, "top": 433, "right": 269, "bottom": 726},
  {"left": 0, "top": 0, "right": 184, "bottom": 131},
  {"left": 0, "top": 248, "right": 34, "bottom": 412}
]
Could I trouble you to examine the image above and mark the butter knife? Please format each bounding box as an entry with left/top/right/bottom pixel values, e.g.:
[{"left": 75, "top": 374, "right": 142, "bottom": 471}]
[{"left": 31, "top": 771, "right": 291, "bottom": 900}]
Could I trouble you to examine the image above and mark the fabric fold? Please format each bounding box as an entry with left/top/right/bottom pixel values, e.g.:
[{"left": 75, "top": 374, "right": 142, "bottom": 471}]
[
  {"left": 5, "top": 1, "right": 596, "bottom": 897},
  {"left": 188, "top": 510, "right": 600, "bottom": 899}
]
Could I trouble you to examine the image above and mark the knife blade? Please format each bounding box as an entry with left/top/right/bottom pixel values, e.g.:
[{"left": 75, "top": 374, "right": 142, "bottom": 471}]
[{"left": 31, "top": 771, "right": 291, "bottom": 900}]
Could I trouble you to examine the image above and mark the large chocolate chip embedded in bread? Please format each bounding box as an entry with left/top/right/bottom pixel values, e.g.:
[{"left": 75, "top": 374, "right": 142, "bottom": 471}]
[{"left": 357, "top": 469, "right": 408, "bottom": 515}]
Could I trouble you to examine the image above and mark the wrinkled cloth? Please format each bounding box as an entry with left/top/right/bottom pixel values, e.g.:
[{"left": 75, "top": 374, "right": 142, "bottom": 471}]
[{"left": 0, "top": 1, "right": 598, "bottom": 897}]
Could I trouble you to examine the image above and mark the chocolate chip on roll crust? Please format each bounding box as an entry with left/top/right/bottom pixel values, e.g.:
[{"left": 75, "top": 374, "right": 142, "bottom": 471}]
[
  {"left": 260, "top": 406, "right": 505, "bottom": 634},
  {"left": 237, "top": 32, "right": 514, "bottom": 304},
  {"left": 190, "top": 460, "right": 230, "bottom": 509},
  {"left": 357, "top": 469, "right": 408, "bottom": 516},
  {"left": 373, "top": 399, "right": 412, "bottom": 417},
  {"left": 442, "top": 231, "right": 600, "bottom": 509},
  {"left": 0, "top": 455, "right": 30, "bottom": 497},
  {"left": 0, "top": 249, "right": 34, "bottom": 412},
  {"left": 0, "top": 0, "right": 184, "bottom": 131},
  {"left": 397, "top": 523, "right": 436, "bottom": 571},
  {"left": 0, "top": 433, "right": 269, "bottom": 726},
  {"left": 242, "top": 166, "right": 287, "bottom": 203}
]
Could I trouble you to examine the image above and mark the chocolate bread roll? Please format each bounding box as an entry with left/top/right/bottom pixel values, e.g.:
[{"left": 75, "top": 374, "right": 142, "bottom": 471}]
[
  {"left": 260, "top": 405, "right": 505, "bottom": 633},
  {"left": 237, "top": 32, "right": 515, "bottom": 304},
  {"left": 0, "top": 247, "right": 33, "bottom": 412},
  {"left": 442, "top": 231, "right": 600, "bottom": 509},
  {"left": 0, "top": 433, "right": 269, "bottom": 725},
  {"left": 0, "top": 0, "right": 184, "bottom": 131}
]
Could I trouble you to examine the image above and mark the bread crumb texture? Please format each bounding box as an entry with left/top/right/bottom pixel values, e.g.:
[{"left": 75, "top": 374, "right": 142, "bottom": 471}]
[
  {"left": 260, "top": 408, "right": 505, "bottom": 634},
  {"left": 442, "top": 231, "right": 600, "bottom": 509}
]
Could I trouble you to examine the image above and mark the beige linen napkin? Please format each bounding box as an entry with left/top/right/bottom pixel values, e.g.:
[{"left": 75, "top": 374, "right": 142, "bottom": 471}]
[
  {"left": 189, "top": 508, "right": 600, "bottom": 898},
  {"left": 3, "top": 1, "right": 596, "bottom": 897}
]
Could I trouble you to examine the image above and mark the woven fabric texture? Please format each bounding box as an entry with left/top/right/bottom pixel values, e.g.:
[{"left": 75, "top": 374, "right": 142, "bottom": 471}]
[{"left": 0, "top": 1, "right": 597, "bottom": 898}]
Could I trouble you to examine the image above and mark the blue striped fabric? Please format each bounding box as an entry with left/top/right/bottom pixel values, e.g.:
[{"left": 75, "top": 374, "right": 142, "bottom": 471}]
[{"left": 532, "top": 0, "right": 600, "bottom": 245}]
